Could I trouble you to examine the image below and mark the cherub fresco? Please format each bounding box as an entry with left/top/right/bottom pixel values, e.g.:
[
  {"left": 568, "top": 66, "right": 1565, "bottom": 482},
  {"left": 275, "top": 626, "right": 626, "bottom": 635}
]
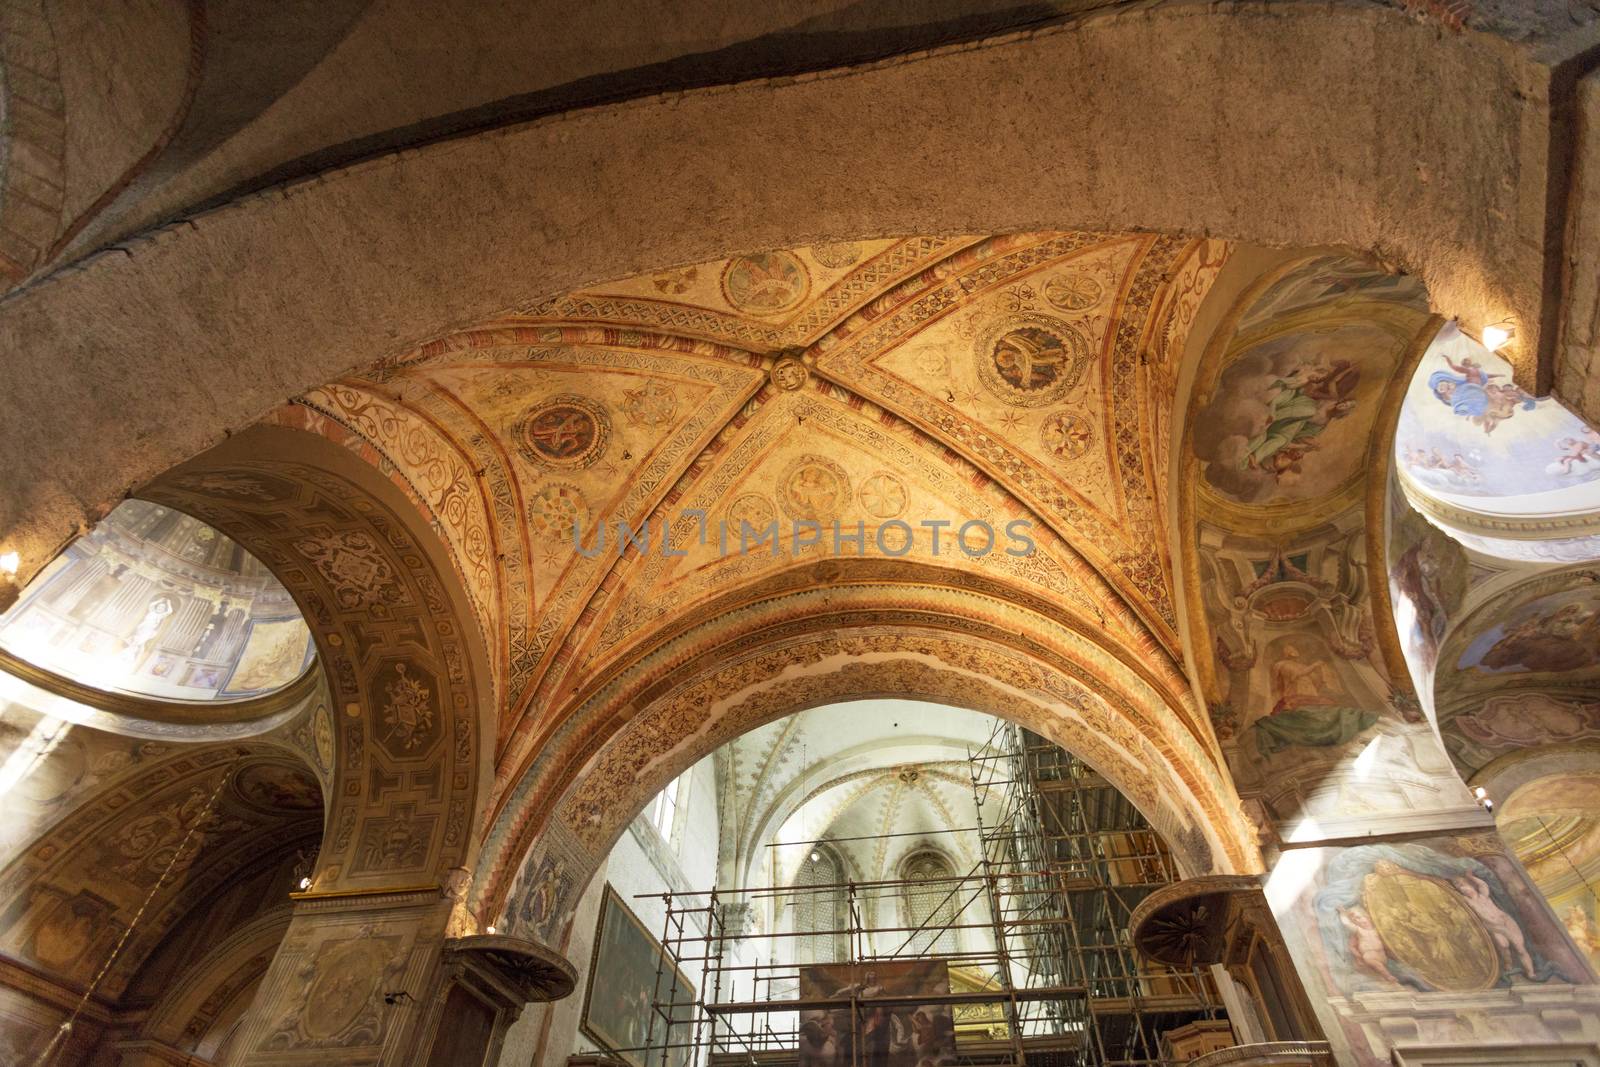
[
  {"left": 1312, "top": 840, "right": 1588, "bottom": 995},
  {"left": 1428, "top": 352, "right": 1537, "bottom": 434},
  {"left": 1550, "top": 429, "right": 1600, "bottom": 476},
  {"left": 1237, "top": 359, "right": 1360, "bottom": 479},
  {"left": 1401, "top": 444, "right": 1479, "bottom": 483}
]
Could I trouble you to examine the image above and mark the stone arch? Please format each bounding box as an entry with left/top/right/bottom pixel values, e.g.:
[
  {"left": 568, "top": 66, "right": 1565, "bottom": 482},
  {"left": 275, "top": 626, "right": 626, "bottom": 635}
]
[
  {"left": 481, "top": 572, "right": 1254, "bottom": 946},
  {"left": 0, "top": 736, "right": 323, "bottom": 1060},
  {"left": 745, "top": 740, "right": 984, "bottom": 895},
  {"left": 0, "top": 2, "right": 1568, "bottom": 591},
  {"left": 127, "top": 902, "right": 293, "bottom": 1063},
  {"left": 135, "top": 423, "right": 494, "bottom": 892}
]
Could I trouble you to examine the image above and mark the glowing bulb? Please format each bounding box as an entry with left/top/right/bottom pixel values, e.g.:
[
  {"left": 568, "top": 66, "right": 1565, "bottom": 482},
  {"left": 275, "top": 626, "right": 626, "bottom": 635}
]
[
  {"left": 810, "top": 850, "right": 821, "bottom": 863},
  {"left": 297, "top": 877, "right": 312, "bottom": 890},
  {"left": 486, "top": 925, "right": 497, "bottom": 935},
  {"left": 0, "top": 551, "right": 17, "bottom": 576},
  {"left": 1474, "top": 786, "right": 1488, "bottom": 799},
  {"left": 1482, "top": 324, "right": 1512, "bottom": 352}
]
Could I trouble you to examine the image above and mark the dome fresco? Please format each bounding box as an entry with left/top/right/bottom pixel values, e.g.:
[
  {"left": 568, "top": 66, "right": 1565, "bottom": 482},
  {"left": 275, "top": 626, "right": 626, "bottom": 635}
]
[
  {"left": 1395, "top": 322, "right": 1600, "bottom": 561},
  {"left": 0, "top": 500, "right": 314, "bottom": 702}
]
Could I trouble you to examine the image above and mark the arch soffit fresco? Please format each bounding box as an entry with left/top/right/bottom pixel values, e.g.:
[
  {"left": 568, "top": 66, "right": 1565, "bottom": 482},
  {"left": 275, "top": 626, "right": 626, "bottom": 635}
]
[
  {"left": 479, "top": 614, "right": 1254, "bottom": 937},
  {"left": 1176, "top": 250, "right": 1470, "bottom": 830},
  {"left": 0, "top": 3, "right": 1582, "bottom": 595},
  {"left": 263, "top": 233, "right": 1229, "bottom": 818},
  {"left": 0, "top": 738, "right": 322, "bottom": 1006},
  {"left": 133, "top": 425, "right": 495, "bottom": 892}
]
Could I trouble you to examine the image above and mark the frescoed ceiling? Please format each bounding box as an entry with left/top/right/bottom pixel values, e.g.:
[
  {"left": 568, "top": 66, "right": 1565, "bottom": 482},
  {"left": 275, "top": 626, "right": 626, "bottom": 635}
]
[
  {"left": 0, "top": 500, "right": 314, "bottom": 704},
  {"left": 273, "top": 232, "right": 1231, "bottom": 807}
]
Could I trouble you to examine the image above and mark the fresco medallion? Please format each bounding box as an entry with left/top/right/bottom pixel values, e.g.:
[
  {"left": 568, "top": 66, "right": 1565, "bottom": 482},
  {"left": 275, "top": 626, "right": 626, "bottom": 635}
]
[
  {"left": 721, "top": 251, "right": 809, "bottom": 315},
  {"left": 620, "top": 381, "right": 678, "bottom": 428},
  {"left": 303, "top": 938, "right": 391, "bottom": 1039},
  {"left": 778, "top": 455, "right": 851, "bottom": 523},
  {"left": 1361, "top": 862, "right": 1498, "bottom": 991},
  {"left": 810, "top": 241, "right": 861, "bottom": 269},
  {"left": 859, "top": 472, "right": 909, "bottom": 519},
  {"left": 1040, "top": 412, "right": 1095, "bottom": 460},
  {"left": 313, "top": 704, "right": 335, "bottom": 769},
  {"left": 976, "top": 315, "right": 1091, "bottom": 407},
  {"left": 514, "top": 395, "right": 611, "bottom": 470},
  {"left": 727, "top": 493, "right": 777, "bottom": 532},
  {"left": 527, "top": 483, "right": 590, "bottom": 541},
  {"left": 1043, "top": 272, "right": 1104, "bottom": 312},
  {"left": 770, "top": 356, "right": 809, "bottom": 392}
]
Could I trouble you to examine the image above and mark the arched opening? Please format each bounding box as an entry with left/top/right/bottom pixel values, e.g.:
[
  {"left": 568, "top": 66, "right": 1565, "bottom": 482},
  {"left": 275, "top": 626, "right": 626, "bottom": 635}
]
[{"left": 525, "top": 702, "right": 1281, "bottom": 1067}]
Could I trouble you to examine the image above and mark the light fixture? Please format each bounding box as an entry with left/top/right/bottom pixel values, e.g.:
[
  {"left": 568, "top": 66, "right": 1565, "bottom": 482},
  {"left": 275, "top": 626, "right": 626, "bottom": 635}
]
[
  {"left": 810, "top": 850, "right": 821, "bottom": 863},
  {"left": 1481, "top": 323, "right": 1513, "bottom": 352},
  {"left": 0, "top": 551, "right": 18, "bottom": 614},
  {"left": 297, "top": 876, "right": 312, "bottom": 890},
  {"left": 1474, "top": 786, "right": 1494, "bottom": 814},
  {"left": 486, "top": 925, "right": 497, "bottom": 935}
]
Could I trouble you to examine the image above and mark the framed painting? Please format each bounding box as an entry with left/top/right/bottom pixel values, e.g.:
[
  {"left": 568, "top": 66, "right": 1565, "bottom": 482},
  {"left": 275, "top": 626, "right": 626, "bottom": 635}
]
[{"left": 581, "top": 885, "right": 697, "bottom": 1067}]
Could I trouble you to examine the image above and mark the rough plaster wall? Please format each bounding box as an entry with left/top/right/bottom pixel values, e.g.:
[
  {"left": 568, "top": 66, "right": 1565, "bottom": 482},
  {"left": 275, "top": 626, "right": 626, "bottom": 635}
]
[
  {"left": 0, "top": 4, "right": 1566, "bottom": 594},
  {"left": 1557, "top": 73, "right": 1600, "bottom": 426},
  {"left": 44, "top": 0, "right": 188, "bottom": 232}
]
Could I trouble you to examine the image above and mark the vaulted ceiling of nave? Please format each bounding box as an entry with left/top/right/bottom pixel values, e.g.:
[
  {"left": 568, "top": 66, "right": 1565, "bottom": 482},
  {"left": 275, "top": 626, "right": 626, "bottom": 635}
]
[
  {"left": 268, "top": 232, "right": 1231, "bottom": 797},
  {"left": 712, "top": 701, "right": 1001, "bottom": 891}
]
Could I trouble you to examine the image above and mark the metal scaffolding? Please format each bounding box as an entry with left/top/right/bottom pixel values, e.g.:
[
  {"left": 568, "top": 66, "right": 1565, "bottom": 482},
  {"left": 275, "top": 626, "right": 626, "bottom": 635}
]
[{"left": 622, "top": 722, "right": 1229, "bottom": 1067}]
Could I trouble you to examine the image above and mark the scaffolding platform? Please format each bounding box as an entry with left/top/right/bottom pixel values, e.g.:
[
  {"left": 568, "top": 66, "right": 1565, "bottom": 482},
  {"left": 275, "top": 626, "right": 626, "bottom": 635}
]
[{"left": 620, "top": 723, "right": 1231, "bottom": 1067}]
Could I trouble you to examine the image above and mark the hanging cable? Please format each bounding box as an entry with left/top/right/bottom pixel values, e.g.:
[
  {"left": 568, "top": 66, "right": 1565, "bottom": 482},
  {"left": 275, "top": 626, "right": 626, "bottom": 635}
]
[{"left": 33, "top": 752, "right": 242, "bottom": 1067}]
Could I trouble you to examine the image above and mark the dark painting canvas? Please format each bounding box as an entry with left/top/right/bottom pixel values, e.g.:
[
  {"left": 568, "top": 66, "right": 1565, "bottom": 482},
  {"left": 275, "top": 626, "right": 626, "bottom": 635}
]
[
  {"left": 797, "top": 960, "right": 955, "bottom": 1067},
  {"left": 581, "top": 885, "right": 697, "bottom": 1067}
]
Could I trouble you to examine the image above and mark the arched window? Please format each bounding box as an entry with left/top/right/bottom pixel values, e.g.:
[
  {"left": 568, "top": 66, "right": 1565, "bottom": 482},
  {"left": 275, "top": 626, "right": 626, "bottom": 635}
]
[
  {"left": 793, "top": 847, "right": 848, "bottom": 964},
  {"left": 902, "top": 851, "right": 959, "bottom": 957}
]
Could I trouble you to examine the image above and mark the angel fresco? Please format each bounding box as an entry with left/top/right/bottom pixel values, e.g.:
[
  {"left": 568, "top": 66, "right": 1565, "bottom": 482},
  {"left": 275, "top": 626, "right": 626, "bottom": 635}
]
[
  {"left": 1312, "top": 841, "right": 1587, "bottom": 994},
  {"left": 1551, "top": 429, "right": 1600, "bottom": 476},
  {"left": 1249, "top": 643, "right": 1378, "bottom": 759},
  {"left": 1428, "top": 352, "right": 1537, "bottom": 434},
  {"left": 1478, "top": 600, "right": 1600, "bottom": 674},
  {"left": 1238, "top": 359, "right": 1360, "bottom": 479}
]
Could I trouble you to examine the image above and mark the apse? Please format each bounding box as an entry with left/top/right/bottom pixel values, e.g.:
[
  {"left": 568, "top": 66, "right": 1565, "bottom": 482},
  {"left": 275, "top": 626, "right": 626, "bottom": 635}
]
[{"left": 1394, "top": 321, "right": 1600, "bottom": 563}]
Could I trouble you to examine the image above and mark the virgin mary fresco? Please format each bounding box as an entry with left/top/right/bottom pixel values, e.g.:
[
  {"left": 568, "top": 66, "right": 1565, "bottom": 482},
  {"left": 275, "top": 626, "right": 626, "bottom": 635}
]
[{"left": 1428, "top": 352, "right": 1537, "bottom": 434}]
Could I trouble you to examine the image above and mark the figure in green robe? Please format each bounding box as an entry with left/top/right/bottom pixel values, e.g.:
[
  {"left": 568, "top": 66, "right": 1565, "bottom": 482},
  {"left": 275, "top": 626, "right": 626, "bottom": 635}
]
[{"left": 1251, "top": 644, "right": 1377, "bottom": 758}]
